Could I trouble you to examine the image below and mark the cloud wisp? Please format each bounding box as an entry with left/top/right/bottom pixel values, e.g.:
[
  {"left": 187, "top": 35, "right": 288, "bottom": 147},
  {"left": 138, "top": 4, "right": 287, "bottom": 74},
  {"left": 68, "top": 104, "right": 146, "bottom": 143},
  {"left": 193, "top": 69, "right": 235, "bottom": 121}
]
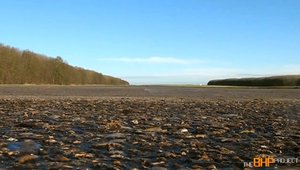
[
  {"left": 120, "top": 67, "right": 242, "bottom": 85},
  {"left": 98, "top": 57, "right": 201, "bottom": 65},
  {"left": 120, "top": 65, "right": 300, "bottom": 85}
]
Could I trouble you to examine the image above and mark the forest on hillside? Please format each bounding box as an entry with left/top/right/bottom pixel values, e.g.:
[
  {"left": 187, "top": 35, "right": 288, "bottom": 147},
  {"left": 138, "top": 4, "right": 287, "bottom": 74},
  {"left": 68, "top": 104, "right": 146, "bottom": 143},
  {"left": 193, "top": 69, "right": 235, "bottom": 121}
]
[
  {"left": 208, "top": 75, "right": 300, "bottom": 86},
  {"left": 0, "top": 44, "right": 129, "bottom": 85}
]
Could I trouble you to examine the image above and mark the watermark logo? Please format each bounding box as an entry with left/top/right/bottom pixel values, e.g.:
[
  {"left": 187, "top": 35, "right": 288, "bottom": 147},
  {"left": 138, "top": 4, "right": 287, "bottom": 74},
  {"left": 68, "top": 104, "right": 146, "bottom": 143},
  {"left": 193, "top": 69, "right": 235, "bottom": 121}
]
[{"left": 244, "top": 156, "right": 298, "bottom": 168}]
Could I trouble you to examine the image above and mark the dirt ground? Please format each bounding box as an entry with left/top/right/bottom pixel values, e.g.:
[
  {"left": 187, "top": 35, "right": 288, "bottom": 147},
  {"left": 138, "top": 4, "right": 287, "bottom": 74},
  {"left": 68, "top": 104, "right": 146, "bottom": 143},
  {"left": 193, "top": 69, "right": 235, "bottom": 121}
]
[
  {"left": 0, "top": 85, "right": 299, "bottom": 99},
  {"left": 0, "top": 85, "right": 299, "bottom": 169}
]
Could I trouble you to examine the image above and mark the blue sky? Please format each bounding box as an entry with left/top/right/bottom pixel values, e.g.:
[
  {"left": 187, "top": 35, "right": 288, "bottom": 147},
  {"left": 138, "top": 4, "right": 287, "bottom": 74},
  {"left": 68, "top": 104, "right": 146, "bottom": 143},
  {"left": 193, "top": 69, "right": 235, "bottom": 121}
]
[{"left": 1, "top": 0, "right": 299, "bottom": 84}]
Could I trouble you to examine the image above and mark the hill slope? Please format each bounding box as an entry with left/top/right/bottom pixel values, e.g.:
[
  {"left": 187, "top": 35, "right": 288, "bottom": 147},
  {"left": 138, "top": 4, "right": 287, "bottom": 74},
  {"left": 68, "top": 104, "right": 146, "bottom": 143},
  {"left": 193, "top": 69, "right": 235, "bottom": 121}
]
[
  {"left": 0, "top": 44, "right": 129, "bottom": 85},
  {"left": 207, "top": 75, "right": 300, "bottom": 86}
]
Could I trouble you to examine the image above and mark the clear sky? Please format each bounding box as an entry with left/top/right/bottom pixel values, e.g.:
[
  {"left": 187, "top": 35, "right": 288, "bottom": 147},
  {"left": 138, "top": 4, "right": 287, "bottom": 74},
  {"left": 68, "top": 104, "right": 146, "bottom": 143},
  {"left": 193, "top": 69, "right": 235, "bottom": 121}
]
[{"left": 1, "top": 0, "right": 299, "bottom": 84}]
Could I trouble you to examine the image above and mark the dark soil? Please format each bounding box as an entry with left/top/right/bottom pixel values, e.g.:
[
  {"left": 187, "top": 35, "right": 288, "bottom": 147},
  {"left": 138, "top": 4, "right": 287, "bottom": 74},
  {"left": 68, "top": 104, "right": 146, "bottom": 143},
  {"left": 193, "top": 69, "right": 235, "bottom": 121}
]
[{"left": 0, "top": 86, "right": 299, "bottom": 169}]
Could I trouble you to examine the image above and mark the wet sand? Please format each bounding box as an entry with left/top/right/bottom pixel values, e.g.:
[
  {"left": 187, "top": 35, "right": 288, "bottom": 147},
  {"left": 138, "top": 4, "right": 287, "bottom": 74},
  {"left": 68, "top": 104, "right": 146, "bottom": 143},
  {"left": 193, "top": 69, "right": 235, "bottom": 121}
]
[{"left": 0, "top": 85, "right": 299, "bottom": 169}]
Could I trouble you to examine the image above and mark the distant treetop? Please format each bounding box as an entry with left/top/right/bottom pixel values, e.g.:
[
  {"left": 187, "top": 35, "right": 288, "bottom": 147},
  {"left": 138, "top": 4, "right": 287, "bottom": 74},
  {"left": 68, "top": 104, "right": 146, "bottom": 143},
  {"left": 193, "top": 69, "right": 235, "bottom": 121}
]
[{"left": 0, "top": 44, "right": 129, "bottom": 85}]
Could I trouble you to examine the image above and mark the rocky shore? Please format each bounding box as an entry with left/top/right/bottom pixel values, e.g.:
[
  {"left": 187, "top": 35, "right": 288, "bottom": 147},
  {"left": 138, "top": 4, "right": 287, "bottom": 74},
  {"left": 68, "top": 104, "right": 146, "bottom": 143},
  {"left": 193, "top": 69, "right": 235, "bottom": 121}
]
[{"left": 0, "top": 97, "right": 299, "bottom": 169}]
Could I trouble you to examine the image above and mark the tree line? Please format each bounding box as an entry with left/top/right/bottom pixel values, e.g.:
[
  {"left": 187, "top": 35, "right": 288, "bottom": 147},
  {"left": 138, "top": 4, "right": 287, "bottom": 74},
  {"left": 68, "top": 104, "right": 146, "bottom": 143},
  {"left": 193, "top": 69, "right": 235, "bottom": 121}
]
[
  {"left": 207, "top": 75, "right": 300, "bottom": 86},
  {"left": 0, "top": 44, "right": 129, "bottom": 85}
]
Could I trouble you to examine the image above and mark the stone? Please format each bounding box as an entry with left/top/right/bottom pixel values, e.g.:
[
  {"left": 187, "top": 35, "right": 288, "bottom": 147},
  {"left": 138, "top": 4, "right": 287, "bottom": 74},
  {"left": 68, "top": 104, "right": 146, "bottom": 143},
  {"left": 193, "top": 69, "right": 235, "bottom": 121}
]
[
  {"left": 18, "top": 154, "right": 38, "bottom": 164},
  {"left": 144, "top": 127, "right": 167, "bottom": 133}
]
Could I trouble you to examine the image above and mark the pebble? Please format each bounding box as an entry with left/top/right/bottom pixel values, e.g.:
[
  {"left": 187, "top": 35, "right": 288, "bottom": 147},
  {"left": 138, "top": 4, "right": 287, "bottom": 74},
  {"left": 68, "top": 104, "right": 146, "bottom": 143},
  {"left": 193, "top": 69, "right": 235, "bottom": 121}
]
[
  {"left": 144, "top": 127, "right": 167, "bottom": 133},
  {"left": 131, "top": 119, "right": 139, "bottom": 125},
  {"left": 151, "top": 161, "right": 165, "bottom": 166},
  {"left": 7, "top": 137, "right": 18, "bottom": 142},
  {"left": 18, "top": 154, "right": 38, "bottom": 164},
  {"left": 7, "top": 140, "right": 41, "bottom": 154},
  {"left": 0, "top": 98, "right": 298, "bottom": 169},
  {"left": 240, "top": 130, "right": 255, "bottom": 134},
  {"left": 195, "top": 134, "right": 207, "bottom": 138},
  {"left": 75, "top": 153, "right": 94, "bottom": 158},
  {"left": 57, "top": 155, "right": 69, "bottom": 162},
  {"left": 150, "top": 167, "right": 167, "bottom": 170},
  {"left": 180, "top": 128, "right": 189, "bottom": 133},
  {"left": 207, "top": 165, "right": 217, "bottom": 170},
  {"left": 105, "top": 133, "right": 126, "bottom": 139},
  {"left": 73, "top": 140, "right": 81, "bottom": 144}
]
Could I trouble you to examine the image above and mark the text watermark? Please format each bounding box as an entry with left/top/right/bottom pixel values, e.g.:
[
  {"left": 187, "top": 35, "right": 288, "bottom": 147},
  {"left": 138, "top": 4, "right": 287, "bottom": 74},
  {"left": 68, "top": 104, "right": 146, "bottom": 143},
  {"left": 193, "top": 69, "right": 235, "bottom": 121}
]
[{"left": 244, "top": 156, "right": 298, "bottom": 168}]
